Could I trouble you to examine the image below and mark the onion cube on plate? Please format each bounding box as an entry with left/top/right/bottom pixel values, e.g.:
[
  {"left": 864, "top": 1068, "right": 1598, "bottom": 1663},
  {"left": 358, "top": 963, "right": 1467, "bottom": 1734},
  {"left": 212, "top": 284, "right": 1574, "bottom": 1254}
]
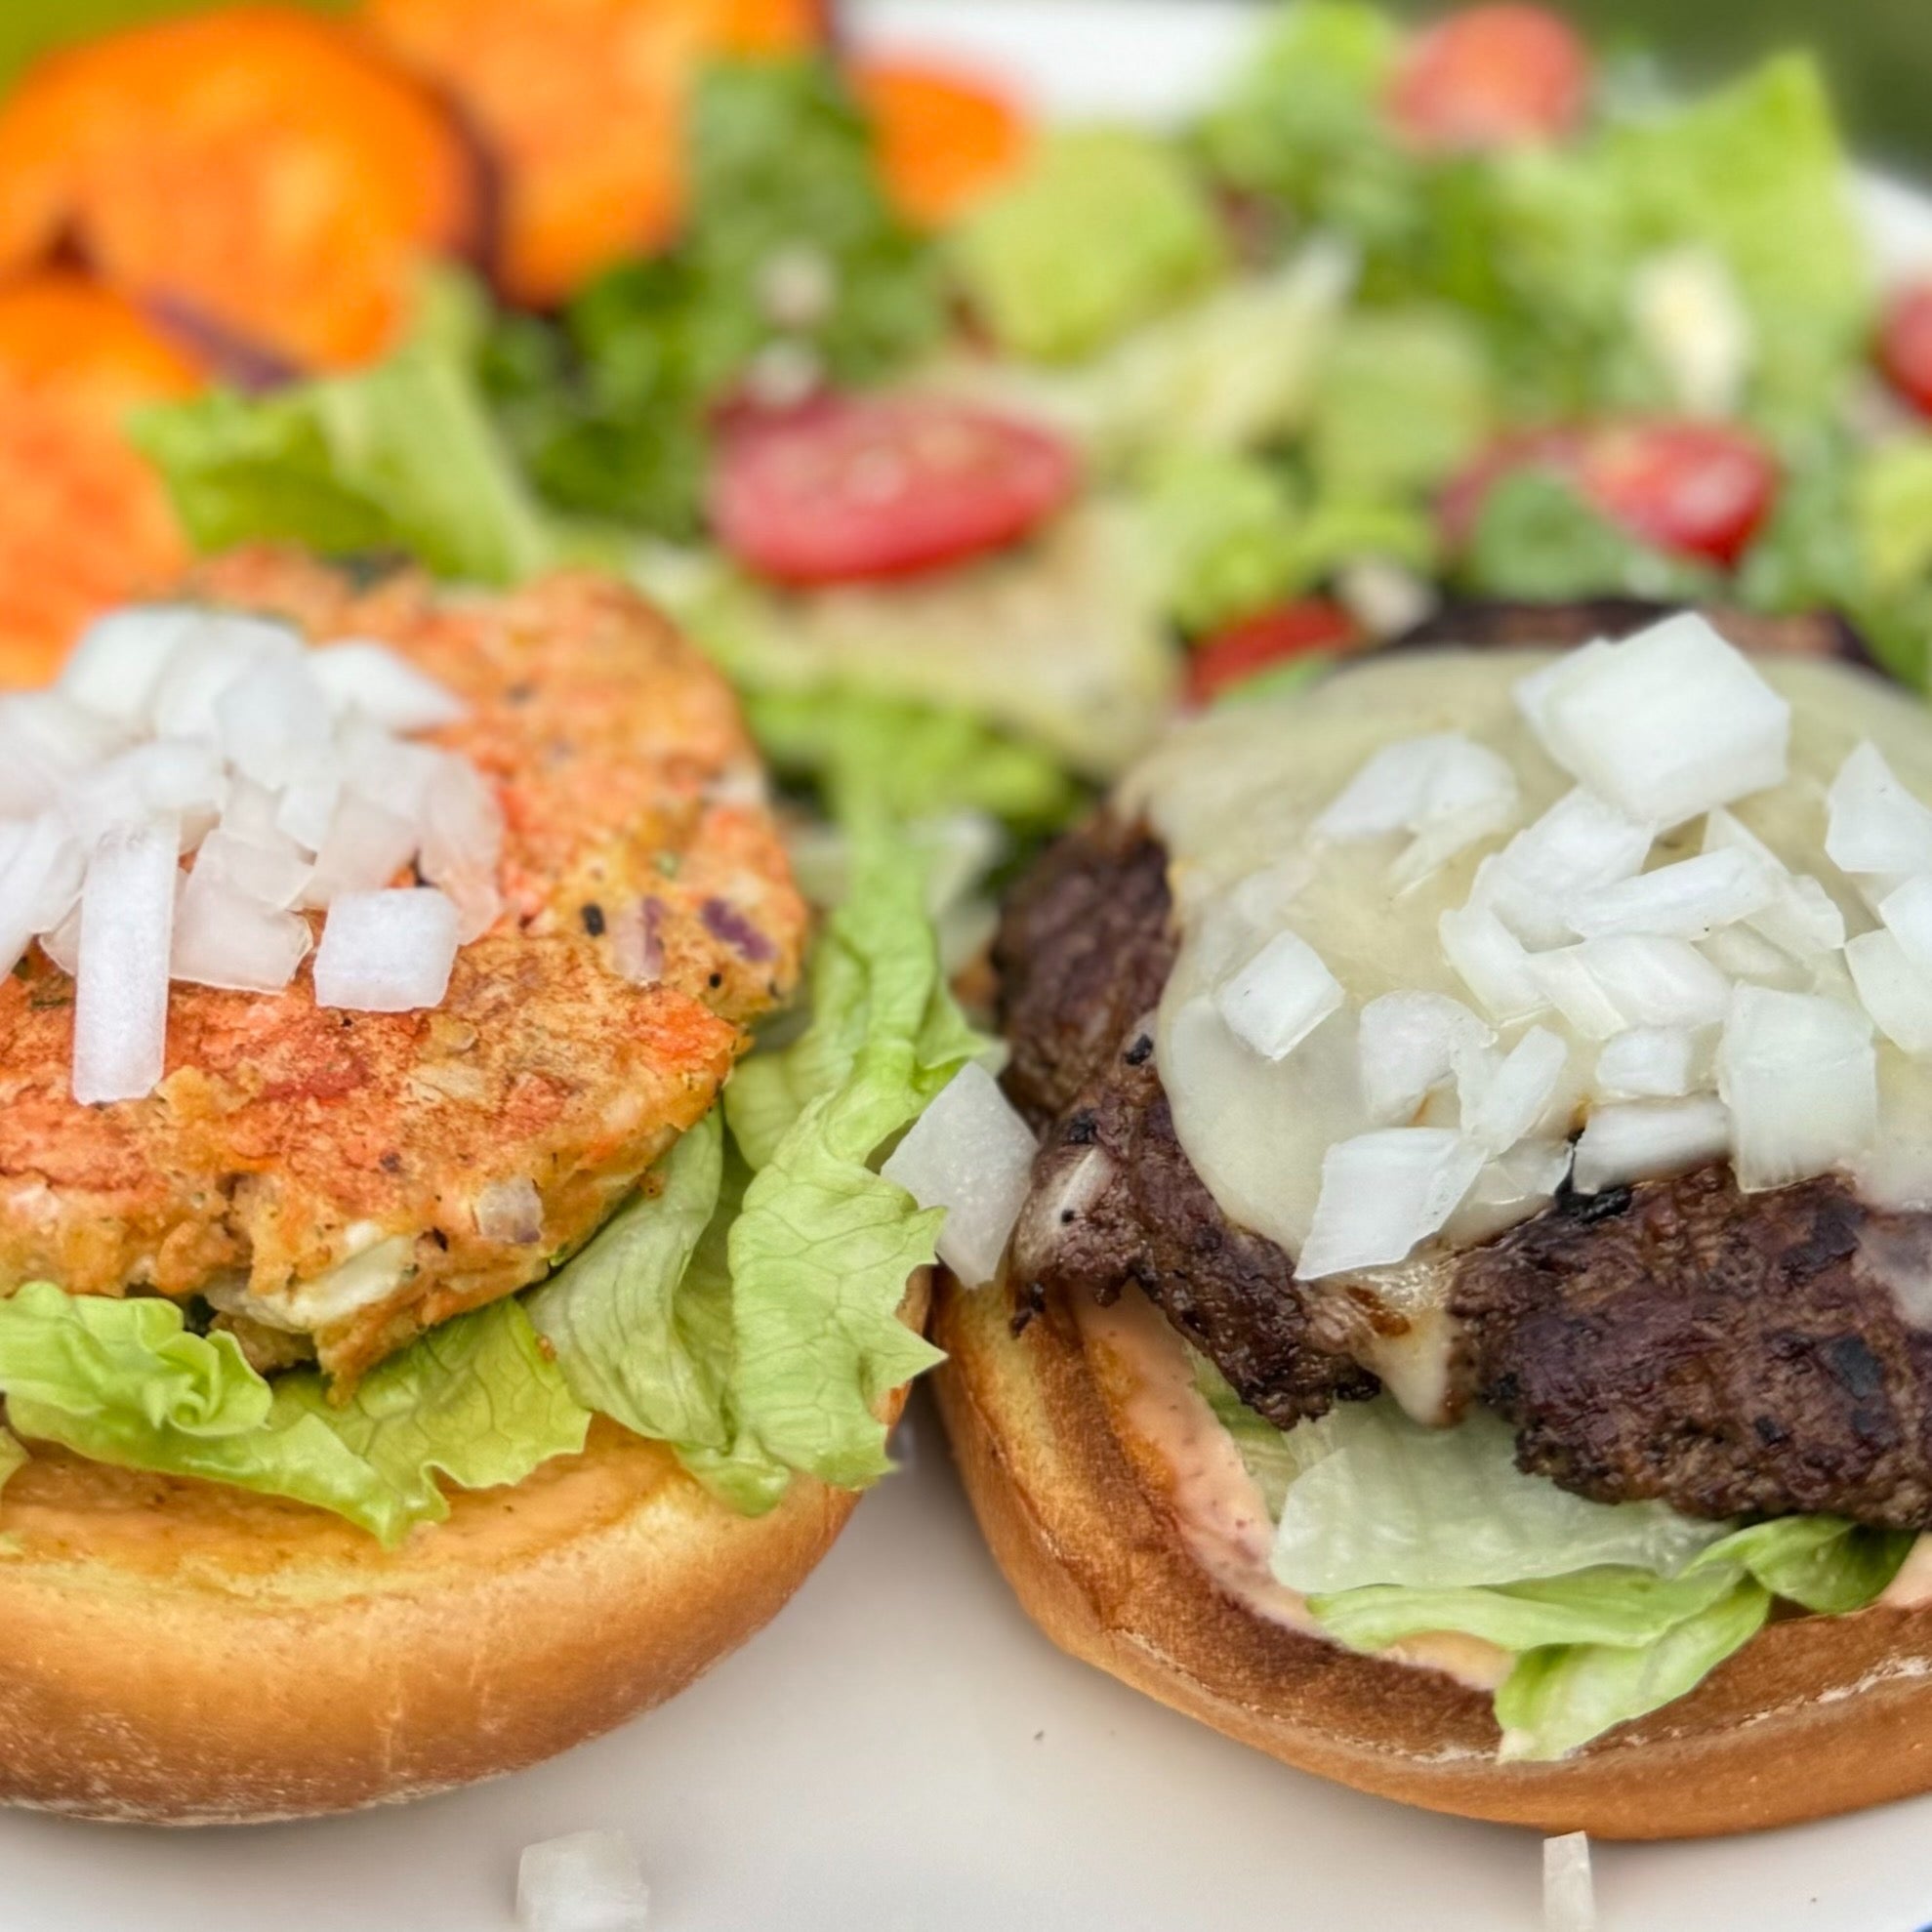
[
  {"left": 1475, "top": 790, "right": 1655, "bottom": 948},
  {"left": 1439, "top": 903, "right": 1545, "bottom": 1024},
  {"left": 881, "top": 1060, "right": 1037, "bottom": 1288},
  {"left": 1461, "top": 1026, "right": 1569, "bottom": 1153},
  {"left": 1542, "top": 1830, "right": 1595, "bottom": 1932},
  {"left": 1702, "top": 808, "right": 1845, "bottom": 958},
  {"left": 1826, "top": 741, "right": 1932, "bottom": 877},
  {"left": 1847, "top": 929, "right": 1932, "bottom": 1057},
  {"left": 1592, "top": 1026, "right": 1700, "bottom": 1100},
  {"left": 58, "top": 604, "right": 207, "bottom": 727},
  {"left": 1533, "top": 936, "right": 1730, "bottom": 1039},
  {"left": 516, "top": 1830, "right": 649, "bottom": 1932},
  {"left": 0, "top": 690, "right": 126, "bottom": 818},
  {"left": 1717, "top": 986, "right": 1877, "bottom": 1192},
  {"left": 173, "top": 869, "right": 311, "bottom": 994},
  {"left": 308, "top": 640, "right": 466, "bottom": 733},
  {"left": 1878, "top": 874, "right": 1932, "bottom": 972},
  {"left": 1514, "top": 614, "right": 1789, "bottom": 828},
  {"left": 1213, "top": 928, "right": 1343, "bottom": 1061},
  {"left": 1567, "top": 847, "right": 1771, "bottom": 941},
  {"left": 215, "top": 657, "right": 330, "bottom": 792},
  {"left": 1357, "top": 991, "right": 1493, "bottom": 1124},
  {"left": 1296, "top": 1129, "right": 1486, "bottom": 1280},
  {"left": 1572, "top": 1096, "right": 1731, "bottom": 1193},
  {"left": 72, "top": 816, "right": 179, "bottom": 1105},
  {"left": 313, "top": 888, "right": 461, "bottom": 1012},
  {"left": 195, "top": 824, "right": 313, "bottom": 912}
]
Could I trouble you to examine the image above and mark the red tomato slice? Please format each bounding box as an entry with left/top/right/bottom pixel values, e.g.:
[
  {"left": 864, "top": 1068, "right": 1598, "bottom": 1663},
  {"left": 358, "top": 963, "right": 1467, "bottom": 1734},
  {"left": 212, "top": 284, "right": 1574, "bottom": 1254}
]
[
  {"left": 1389, "top": 5, "right": 1591, "bottom": 153},
  {"left": 1440, "top": 420, "right": 1777, "bottom": 569},
  {"left": 1578, "top": 420, "right": 1778, "bottom": 569},
  {"left": 1879, "top": 283, "right": 1932, "bottom": 418},
  {"left": 1187, "top": 599, "right": 1359, "bottom": 706},
  {"left": 710, "top": 396, "right": 1079, "bottom": 587}
]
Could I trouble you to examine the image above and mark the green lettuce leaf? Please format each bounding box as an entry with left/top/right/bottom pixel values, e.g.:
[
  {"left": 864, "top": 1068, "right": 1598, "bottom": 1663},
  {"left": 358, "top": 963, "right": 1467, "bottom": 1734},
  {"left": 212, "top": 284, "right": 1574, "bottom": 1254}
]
[
  {"left": 270, "top": 1298, "right": 591, "bottom": 1533},
  {"left": 1271, "top": 1399, "right": 1725, "bottom": 1595},
  {"left": 954, "top": 129, "right": 1224, "bottom": 362},
  {"left": 720, "top": 834, "right": 986, "bottom": 1486},
  {"left": 526, "top": 1110, "right": 729, "bottom": 1451},
  {"left": 1856, "top": 437, "right": 1932, "bottom": 597},
  {"left": 1494, "top": 1578, "right": 1772, "bottom": 1762},
  {"left": 134, "top": 324, "right": 552, "bottom": 586},
  {"left": 744, "top": 685, "right": 1080, "bottom": 832},
  {"left": 1690, "top": 1514, "right": 1914, "bottom": 1616},
  {"left": 0, "top": 1282, "right": 587, "bottom": 1545},
  {"left": 1142, "top": 450, "right": 1301, "bottom": 637}
]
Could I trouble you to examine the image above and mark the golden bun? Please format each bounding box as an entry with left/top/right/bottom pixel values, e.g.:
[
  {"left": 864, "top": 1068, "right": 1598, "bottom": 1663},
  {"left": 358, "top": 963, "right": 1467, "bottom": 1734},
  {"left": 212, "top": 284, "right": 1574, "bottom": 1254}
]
[
  {"left": 0, "top": 1277, "right": 927, "bottom": 1826},
  {"left": 932, "top": 1274, "right": 1932, "bottom": 1839}
]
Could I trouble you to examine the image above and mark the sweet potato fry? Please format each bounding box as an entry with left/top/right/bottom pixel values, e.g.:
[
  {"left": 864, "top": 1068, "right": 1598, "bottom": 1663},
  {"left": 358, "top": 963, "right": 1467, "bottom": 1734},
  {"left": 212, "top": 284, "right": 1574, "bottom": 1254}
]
[
  {"left": 0, "top": 8, "right": 478, "bottom": 369},
  {"left": 0, "top": 272, "right": 205, "bottom": 683},
  {"left": 853, "top": 60, "right": 1032, "bottom": 227},
  {"left": 365, "top": 0, "right": 821, "bottom": 307}
]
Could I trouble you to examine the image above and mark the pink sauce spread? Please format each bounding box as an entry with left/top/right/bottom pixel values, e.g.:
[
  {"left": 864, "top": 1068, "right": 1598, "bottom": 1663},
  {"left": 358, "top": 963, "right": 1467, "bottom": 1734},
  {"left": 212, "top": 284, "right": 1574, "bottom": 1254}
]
[{"left": 1076, "top": 1287, "right": 1508, "bottom": 1692}]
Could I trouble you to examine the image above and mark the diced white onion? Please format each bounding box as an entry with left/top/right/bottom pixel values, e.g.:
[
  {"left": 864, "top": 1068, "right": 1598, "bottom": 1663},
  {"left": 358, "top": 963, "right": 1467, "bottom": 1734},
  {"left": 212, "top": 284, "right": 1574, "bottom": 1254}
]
[
  {"left": 1474, "top": 789, "right": 1655, "bottom": 948},
  {"left": 1295, "top": 1129, "right": 1485, "bottom": 1280},
  {"left": 72, "top": 817, "right": 179, "bottom": 1105},
  {"left": 171, "top": 869, "right": 311, "bottom": 994},
  {"left": 58, "top": 604, "right": 206, "bottom": 727},
  {"left": 1532, "top": 936, "right": 1731, "bottom": 1041},
  {"left": 516, "top": 1830, "right": 651, "bottom": 1932},
  {"left": 1357, "top": 991, "right": 1493, "bottom": 1125},
  {"left": 147, "top": 616, "right": 304, "bottom": 741},
  {"left": 1461, "top": 1026, "right": 1569, "bottom": 1153},
  {"left": 1592, "top": 1026, "right": 1701, "bottom": 1100},
  {"left": 1314, "top": 733, "right": 1516, "bottom": 843},
  {"left": 308, "top": 640, "right": 466, "bottom": 733},
  {"left": 1542, "top": 1830, "right": 1596, "bottom": 1932},
  {"left": 1566, "top": 847, "right": 1771, "bottom": 941},
  {"left": 1847, "top": 929, "right": 1932, "bottom": 1056},
  {"left": 1439, "top": 904, "right": 1546, "bottom": 1023},
  {"left": 194, "top": 824, "right": 312, "bottom": 912},
  {"left": 418, "top": 753, "right": 505, "bottom": 940},
  {"left": 474, "top": 1175, "right": 545, "bottom": 1246},
  {"left": 61, "top": 740, "right": 228, "bottom": 849},
  {"left": 1700, "top": 922, "right": 1804, "bottom": 987},
  {"left": 312, "top": 888, "right": 462, "bottom": 1013},
  {"left": 300, "top": 794, "right": 419, "bottom": 908},
  {"left": 1717, "top": 985, "right": 1877, "bottom": 1192},
  {"left": 1572, "top": 1096, "right": 1731, "bottom": 1194},
  {"left": 275, "top": 770, "right": 343, "bottom": 853},
  {"left": 881, "top": 1060, "right": 1037, "bottom": 1288},
  {"left": 1214, "top": 928, "right": 1343, "bottom": 1062},
  {"left": 1826, "top": 741, "right": 1932, "bottom": 877},
  {"left": 1702, "top": 808, "right": 1846, "bottom": 959},
  {"left": 0, "top": 814, "right": 83, "bottom": 973},
  {"left": 215, "top": 657, "right": 331, "bottom": 792},
  {"left": 0, "top": 692, "right": 128, "bottom": 818},
  {"left": 1514, "top": 614, "right": 1790, "bottom": 828},
  {"left": 1878, "top": 875, "right": 1932, "bottom": 972}
]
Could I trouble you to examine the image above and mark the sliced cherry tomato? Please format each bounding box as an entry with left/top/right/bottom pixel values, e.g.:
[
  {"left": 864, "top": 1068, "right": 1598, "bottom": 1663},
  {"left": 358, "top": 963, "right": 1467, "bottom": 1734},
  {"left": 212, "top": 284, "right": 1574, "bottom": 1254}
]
[
  {"left": 1389, "top": 5, "right": 1591, "bottom": 153},
  {"left": 1440, "top": 420, "right": 1778, "bottom": 569},
  {"left": 710, "top": 396, "right": 1079, "bottom": 587},
  {"left": 1187, "top": 599, "right": 1359, "bottom": 706},
  {"left": 1879, "top": 283, "right": 1932, "bottom": 418},
  {"left": 1578, "top": 420, "right": 1778, "bottom": 569}
]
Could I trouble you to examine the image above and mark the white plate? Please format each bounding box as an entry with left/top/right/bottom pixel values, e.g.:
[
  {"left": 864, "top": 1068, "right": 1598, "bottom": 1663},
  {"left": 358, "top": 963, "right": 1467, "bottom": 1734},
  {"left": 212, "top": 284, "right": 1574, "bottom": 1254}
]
[{"left": 10, "top": 9, "right": 1932, "bottom": 1931}]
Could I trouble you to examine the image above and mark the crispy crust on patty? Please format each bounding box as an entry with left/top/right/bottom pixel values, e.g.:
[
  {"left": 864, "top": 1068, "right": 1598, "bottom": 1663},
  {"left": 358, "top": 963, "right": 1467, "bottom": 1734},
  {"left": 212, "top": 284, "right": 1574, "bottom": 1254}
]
[{"left": 0, "top": 550, "right": 807, "bottom": 1382}]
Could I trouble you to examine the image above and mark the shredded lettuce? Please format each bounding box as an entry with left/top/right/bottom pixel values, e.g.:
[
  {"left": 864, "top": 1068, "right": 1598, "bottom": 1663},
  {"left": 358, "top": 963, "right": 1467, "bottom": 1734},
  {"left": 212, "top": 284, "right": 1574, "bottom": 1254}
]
[
  {"left": 0, "top": 1283, "right": 586, "bottom": 1545},
  {"left": 1142, "top": 450, "right": 1302, "bottom": 637},
  {"left": 953, "top": 129, "right": 1224, "bottom": 363},
  {"left": 1200, "top": 1371, "right": 1910, "bottom": 1761}
]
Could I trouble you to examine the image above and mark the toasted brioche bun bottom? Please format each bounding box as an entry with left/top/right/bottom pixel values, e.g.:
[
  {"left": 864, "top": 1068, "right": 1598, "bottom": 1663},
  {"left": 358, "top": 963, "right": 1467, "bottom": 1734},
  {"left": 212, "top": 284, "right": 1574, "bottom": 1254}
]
[
  {"left": 0, "top": 1276, "right": 928, "bottom": 1827},
  {"left": 933, "top": 1273, "right": 1932, "bottom": 1839}
]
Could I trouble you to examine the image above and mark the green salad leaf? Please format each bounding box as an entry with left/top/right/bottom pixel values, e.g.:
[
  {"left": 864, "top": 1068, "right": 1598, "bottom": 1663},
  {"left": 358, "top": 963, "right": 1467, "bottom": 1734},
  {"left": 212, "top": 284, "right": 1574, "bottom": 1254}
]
[
  {"left": 0, "top": 1282, "right": 586, "bottom": 1545},
  {"left": 1203, "top": 1373, "right": 1909, "bottom": 1762},
  {"left": 1142, "top": 450, "right": 1302, "bottom": 637},
  {"left": 135, "top": 321, "right": 552, "bottom": 585},
  {"left": 954, "top": 128, "right": 1224, "bottom": 362},
  {"left": 484, "top": 56, "right": 943, "bottom": 535}
]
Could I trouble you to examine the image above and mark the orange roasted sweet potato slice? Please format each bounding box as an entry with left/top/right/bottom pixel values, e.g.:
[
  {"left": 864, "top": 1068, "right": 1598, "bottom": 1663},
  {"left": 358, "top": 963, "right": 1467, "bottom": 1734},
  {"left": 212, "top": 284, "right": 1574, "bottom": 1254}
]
[
  {"left": 0, "top": 272, "right": 206, "bottom": 684},
  {"left": 853, "top": 60, "right": 1032, "bottom": 228},
  {"left": 0, "top": 8, "right": 478, "bottom": 370},
  {"left": 365, "top": 0, "right": 821, "bottom": 308}
]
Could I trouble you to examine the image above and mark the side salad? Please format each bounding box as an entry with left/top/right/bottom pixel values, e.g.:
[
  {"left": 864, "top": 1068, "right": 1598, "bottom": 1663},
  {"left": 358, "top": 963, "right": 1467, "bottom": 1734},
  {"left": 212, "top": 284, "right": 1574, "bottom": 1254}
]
[{"left": 3, "top": 1, "right": 1931, "bottom": 839}]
